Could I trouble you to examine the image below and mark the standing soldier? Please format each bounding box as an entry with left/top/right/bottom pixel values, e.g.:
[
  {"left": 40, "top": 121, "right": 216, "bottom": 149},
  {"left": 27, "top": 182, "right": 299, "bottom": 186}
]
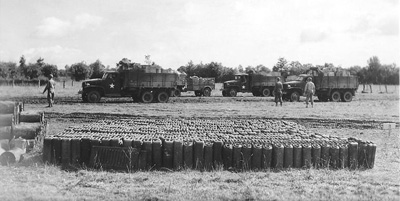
[
  {"left": 273, "top": 77, "right": 283, "bottom": 106},
  {"left": 304, "top": 77, "right": 315, "bottom": 108},
  {"left": 43, "top": 74, "right": 56, "bottom": 107}
]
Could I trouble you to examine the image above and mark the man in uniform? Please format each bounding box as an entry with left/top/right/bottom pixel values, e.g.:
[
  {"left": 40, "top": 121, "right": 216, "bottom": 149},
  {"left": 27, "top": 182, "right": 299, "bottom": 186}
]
[
  {"left": 304, "top": 77, "right": 315, "bottom": 108},
  {"left": 273, "top": 77, "right": 283, "bottom": 106},
  {"left": 43, "top": 74, "right": 56, "bottom": 107}
]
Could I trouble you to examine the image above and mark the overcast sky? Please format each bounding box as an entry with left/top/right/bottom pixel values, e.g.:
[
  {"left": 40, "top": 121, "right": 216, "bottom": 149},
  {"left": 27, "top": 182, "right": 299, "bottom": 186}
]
[{"left": 0, "top": 0, "right": 398, "bottom": 70}]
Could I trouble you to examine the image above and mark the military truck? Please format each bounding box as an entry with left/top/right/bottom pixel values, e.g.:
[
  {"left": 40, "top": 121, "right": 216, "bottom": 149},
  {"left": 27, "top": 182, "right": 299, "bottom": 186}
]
[
  {"left": 221, "top": 72, "right": 282, "bottom": 97},
  {"left": 79, "top": 61, "right": 178, "bottom": 103},
  {"left": 282, "top": 67, "right": 359, "bottom": 102},
  {"left": 174, "top": 74, "right": 215, "bottom": 97}
]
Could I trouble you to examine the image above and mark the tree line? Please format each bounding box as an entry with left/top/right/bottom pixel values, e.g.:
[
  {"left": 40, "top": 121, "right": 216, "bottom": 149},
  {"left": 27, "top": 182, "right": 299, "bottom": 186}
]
[{"left": 0, "top": 55, "right": 398, "bottom": 85}]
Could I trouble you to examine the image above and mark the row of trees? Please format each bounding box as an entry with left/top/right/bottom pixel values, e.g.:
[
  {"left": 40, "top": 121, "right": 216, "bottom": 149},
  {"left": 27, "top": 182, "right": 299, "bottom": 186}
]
[
  {"left": 0, "top": 56, "right": 107, "bottom": 81},
  {"left": 0, "top": 55, "right": 398, "bottom": 84}
]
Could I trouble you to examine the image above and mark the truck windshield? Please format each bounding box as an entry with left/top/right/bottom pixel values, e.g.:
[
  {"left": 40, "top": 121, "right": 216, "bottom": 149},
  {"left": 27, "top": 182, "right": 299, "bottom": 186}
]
[{"left": 235, "top": 75, "right": 241, "bottom": 80}]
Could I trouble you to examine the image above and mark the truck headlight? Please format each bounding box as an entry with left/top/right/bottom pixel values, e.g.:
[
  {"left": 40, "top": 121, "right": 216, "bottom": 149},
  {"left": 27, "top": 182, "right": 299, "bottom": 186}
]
[{"left": 287, "top": 85, "right": 291, "bottom": 88}]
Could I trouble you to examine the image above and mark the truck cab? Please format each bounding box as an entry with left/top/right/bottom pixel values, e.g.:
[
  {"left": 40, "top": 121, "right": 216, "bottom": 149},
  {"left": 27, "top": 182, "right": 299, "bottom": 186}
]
[
  {"left": 80, "top": 71, "right": 122, "bottom": 102},
  {"left": 282, "top": 74, "right": 311, "bottom": 102},
  {"left": 222, "top": 73, "right": 249, "bottom": 97}
]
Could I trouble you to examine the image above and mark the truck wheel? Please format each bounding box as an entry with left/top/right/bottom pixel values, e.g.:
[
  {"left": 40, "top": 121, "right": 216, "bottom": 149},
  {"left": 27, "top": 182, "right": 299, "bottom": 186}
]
[
  {"left": 203, "top": 88, "right": 211, "bottom": 97},
  {"left": 157, "top": 91, "right": 169, "bottom": 103},
  {"left": 229, "top": 88, "right": 237, "bottom": 97},
  {"left": 330, "top": 91, "right": 341, "bottom": 102},
  {"left": 290, "top": 91, "right": 300, "bottom": 102},
  {"left": 173, "top": 89, "right": 181, "bottom": 97},
  {"left": 261, "top": 88, "right": 271, "bottom": 97},
  {"left": 141, "top": 91, "right": 154, "bottom": 103},
  {"left": 82, "top": 93, "right": 88, "bottom": 102},
  {"left": 222, "top": 91, "right": 228, "bottom": 97},
  {"left": 341, "top": 91, "right": 353, "bottom": 102},
  {"left": 87, "top": 90, "right": 101, "bottom": 103}
]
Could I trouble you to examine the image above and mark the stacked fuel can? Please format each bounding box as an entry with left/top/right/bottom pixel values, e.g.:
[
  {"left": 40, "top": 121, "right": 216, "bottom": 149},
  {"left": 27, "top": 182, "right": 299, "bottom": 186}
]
[{"left": 43, "top": 118, "right": 377, "bottom": 171}]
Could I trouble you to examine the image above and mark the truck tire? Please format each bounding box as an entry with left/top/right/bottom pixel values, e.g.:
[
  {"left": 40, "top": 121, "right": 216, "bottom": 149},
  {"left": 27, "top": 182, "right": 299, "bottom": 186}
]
[
  {"left": 173, "top": 89, "right": 181, "bottom": 97},
  {"left": 290, "top": 91, "right": 300, "bottom": 102},
  {"left": 156, "top": 91, "right": 169, "bottom": 103},
  {"left": 261, "top": 88, "right": 271, "bottom": 97},
  {"left": 141, "top": 91, "right": 154, "bottom": 103},
  {"left": 87, "top": 90, "right": 101, "bottom": 103},
  {"left": 203, "top": 88, "right": 211, "bottom": 97},
  {"left": 228, "top": 88, "right": 237, "bottom": 97},
  {"left": 222, "top": 91, "right": 228, "bottom": 97},
  {"left": 341, "top": 91, "right": 353, "bottom": 102},
  {"left": 330, "top": 91, "right": 341, "bottom": 102}
]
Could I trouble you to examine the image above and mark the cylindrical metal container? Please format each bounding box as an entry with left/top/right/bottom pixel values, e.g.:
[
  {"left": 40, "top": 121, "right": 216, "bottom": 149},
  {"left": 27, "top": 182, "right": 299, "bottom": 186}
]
[
  {"left": 70, "top": 138, "right": 81, "bottom": 165},
  {"left": 320, "top": 144, "right": 330, "bottom": 168},
  {"left": 52, "top": 137, "right": 62, "bottom": 164},
  {"left": 152, "top": 139, "right": 162, "bottom": 170},
  {"left": 339, "top": 144, "right": 348, "bottom": 169},
  {"left": 293, "top": 144, "right": 302, "bottom": 168},
  {"left": 272, "top": 144, "right": 284, "bottom": 169},
  {"left": 251, "top": 144, "right": 262, "bottom": 170},
  {"left": 262, "top": 144, "right": 273, "bottom": 169},
  {"left": 283, "top": 144, "right": 293, "bottom": 168},
  {"left": 213, "top": 141, "right": 223, "bottom": 169},
  {"left": 358, "top": 142, "right": 368, "bottom": 169},
  {"left": 183, "top": 141, "right": 194, "bottom": 169},
  {"left": 312, "top": 144, "right": 321, "bottom": 168},
  {"left": 173, "top": 140, "right": 183, "bottom": 170},
  {"left": 194, "top": 141, "right": 205, "bottom": 170},
  {"left": 366, "top": 143, "right": 376, "bottom": 169},
  {"left": 348, "top": 142, "right": 358, "bottom": 170},
  {"left": 162, "top": 140, "right": 174, "bottom": 169},
  {"left": 43, "top": 137, "right": 52, "bottom": 163},
  {"left": 222, "top": 144, "right": 233, "bottom": 170},
  {"left": 242, "top": 144, "right": 252, "bottom": 171},
  {"left": 204, "top": 142, "right": 213, "bottom": 171},
  {"left": 302, "top": 144, "right": 312, "bottom": 168},
  {"left": 61, "top": 138, "right": 71, "bottom": 166},
  {"left": 233, "top": 144, "right": 242, "bottom": 170},
  {"left": 330, "top": 145, "right": 340, "bottom": 169},
  {"left": 142, "top": 140, "right": 153, "bottom": 170}
]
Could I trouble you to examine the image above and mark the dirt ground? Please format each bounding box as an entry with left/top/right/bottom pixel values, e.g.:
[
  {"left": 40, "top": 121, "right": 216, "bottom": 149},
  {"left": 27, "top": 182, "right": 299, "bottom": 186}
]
[{"left": 0, "top": 84, "right": 399, "bottom": 200}]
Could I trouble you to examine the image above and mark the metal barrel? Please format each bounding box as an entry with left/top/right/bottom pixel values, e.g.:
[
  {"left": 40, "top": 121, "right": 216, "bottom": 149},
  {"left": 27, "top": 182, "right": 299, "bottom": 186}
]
[
  {"left": 61, "top": 138, "right": 71, "bottom": 166},
  {"left": 272, "top": 144, "right": 284, "bottom": 169},
  {"left": 283, "top": 144, "right": 293, "bottom": 168},
  {"left": 101, "top": 138, "right": 110, "bottom": 146},
  {"left": 173, "top": 140, "right": 183, "bottom": 170},
  {"left": 183, "top": 141, "right": 194, "bottom": 169},
  {"left": 204, "top": 142, "right": 213, "bottom": 171},
  {"left": 242, "top": 144, "right": 252, "bottom": 171},
  {"left": 110, "top": 138, "right": 120, "bottom": 147},
  {"left": 366, "top": 143, "right": 376, "bottom": 169},
  {"left": 80, "top": 138, "right": 91, "bottom": 166},
  {"left": 70, "top": 138, "right": 81, "bottom": 165},
  {"left": 194, "top": 141, "right": 205, "bottom": 170},
  {"left": 348, "top": 142, "right": 358, "bottom": 170},
  {"left": 358, "top": 142, "right": 368, "bottom": 169},
  {"left": 251, "top": 144, "right": 262, "bottom": 170},
  {"left": 43, "top": 137, "right": 52, "bottom": 163},
  {"left": 222, "top": 144, "right": 233, "bottom": 170},
  {"left": 233, "top": 143, "right": 242, "bottom": 170},
  {"left": 262, "top": 144, "right": 273, "bottom": 169},
  {"left": 330, "top": 145, "right": 340, "bottom": 169},
  {"left": 312, "top": 144, "right": 321, "bottom": 168},
  {"left": 123, "top": 139, "right": 133, "bottom": 147},
  {"left": 320, "top": 144, "right": 330, "bottom": 168},
  {"left": 142, "top": 140, "right": 153, "bottom": 170},
  {"left": 162, "top": 140, "right": 174, "bottom": 169},
  {"left": 152, "top": 139, "right": 162, "bottom": 170},
  {"left": 52, "top": 137, "right": 62, "bottom": 164},
  {"left": 293, "top": 144, "right": 302, "bottom": 168},
  {"left": 213, "top": 141, "right": 223, "bottom": 169},
  {"left": 339, "top": 144, "right": 348, "bottom": 169},
  {"left": 138, "top": 150, "right": 147, "bottom": 170},
  {"left": 302, "top": 144, "right": 312, "bottom": 168}
]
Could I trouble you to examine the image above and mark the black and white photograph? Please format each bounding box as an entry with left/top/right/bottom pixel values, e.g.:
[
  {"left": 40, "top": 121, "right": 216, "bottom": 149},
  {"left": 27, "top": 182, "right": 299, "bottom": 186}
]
[{"left": 0, "top": 0, "right": 399, "bottom": 200}]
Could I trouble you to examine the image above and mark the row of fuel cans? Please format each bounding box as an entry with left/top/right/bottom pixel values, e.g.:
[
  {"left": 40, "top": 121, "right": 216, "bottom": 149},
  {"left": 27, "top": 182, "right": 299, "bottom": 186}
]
[{"left": 42, "top": 118, "right": 376, "bottom": 171}]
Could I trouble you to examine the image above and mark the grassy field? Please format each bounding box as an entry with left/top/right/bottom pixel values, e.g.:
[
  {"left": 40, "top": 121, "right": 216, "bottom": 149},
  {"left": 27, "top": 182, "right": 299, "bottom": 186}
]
[{"left": 0, "top": 83, "right": 399, "bottom": 200}]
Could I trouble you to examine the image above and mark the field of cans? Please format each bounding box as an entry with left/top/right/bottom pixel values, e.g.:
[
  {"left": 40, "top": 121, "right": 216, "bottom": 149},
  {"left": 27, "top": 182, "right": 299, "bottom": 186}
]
[{"left": 43, "top": 118, "right": 376, "bottom": 171}]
